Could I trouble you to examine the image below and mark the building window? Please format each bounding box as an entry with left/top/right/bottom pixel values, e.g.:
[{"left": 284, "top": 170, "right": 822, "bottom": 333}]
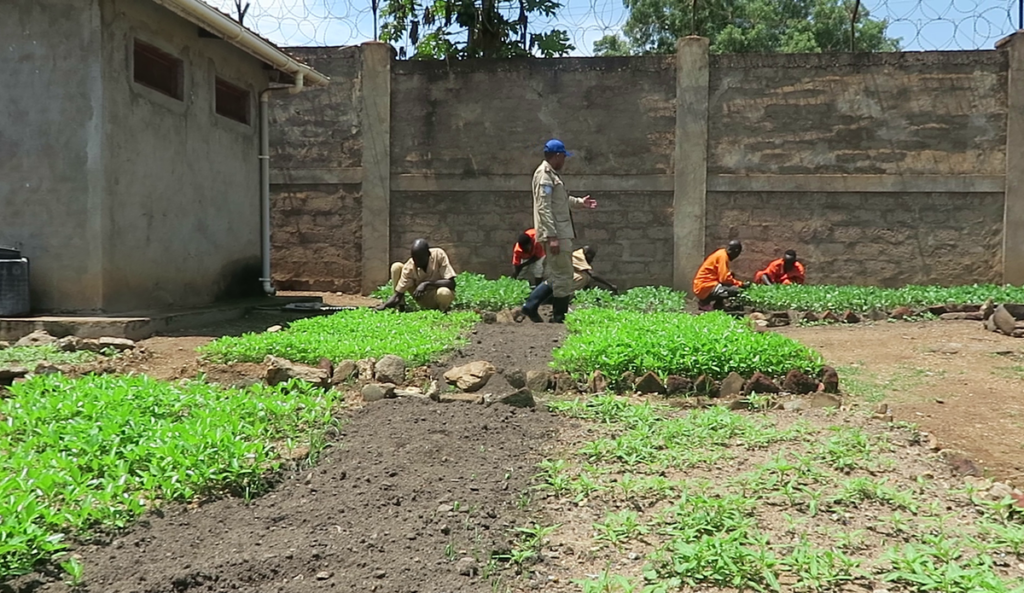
[
  {"left": 133, "top": 40, "right": 183, "bottom": 100},
  {"left": 215, "top": 77, "right": 250, "bottom": 125}
]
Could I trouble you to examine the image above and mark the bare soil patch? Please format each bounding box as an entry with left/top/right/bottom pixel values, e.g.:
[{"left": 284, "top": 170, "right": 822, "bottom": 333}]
[{"left": 779, "top": 320, "right": 1024, "bottom": 481}]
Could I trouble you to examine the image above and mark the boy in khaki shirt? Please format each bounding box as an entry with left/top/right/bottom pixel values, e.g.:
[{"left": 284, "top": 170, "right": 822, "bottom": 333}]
[{"left": 377, "top": 239, "right": 457, "bottom": 311}]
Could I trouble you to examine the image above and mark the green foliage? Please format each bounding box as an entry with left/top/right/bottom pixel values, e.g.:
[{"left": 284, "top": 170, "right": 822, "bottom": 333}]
[
  {"left": 884, "top": 543, "right": 1024, "bottom": 593},
  {"left": 373, "top": 272, "right": 532, "bottom": 312},
  {"left": 0, "top": 374, "right": 339, "bottom": 578},
  {"left": 0, "top": 345, "right": 98, "bottom": 367},
  {"left": 598, "top": 0, "right": 900, "bottom": 56},
  {"left": 574, "top": 286, "right": 688, "bottom": 313},
  {"left": 379, "top": 0, "right": 574, "bottom": 59},
  {"left": 742, "top": 283, "right": 1024, "bottom": 314},
  {"left": 200, "top": 308, "right": 477, "bottom": 366},
  {"left": 552, "top": 309, "right": 823, "bottom": 380}
]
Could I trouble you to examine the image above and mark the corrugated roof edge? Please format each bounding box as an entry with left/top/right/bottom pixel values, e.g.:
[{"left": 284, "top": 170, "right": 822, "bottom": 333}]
[{"left": 150, "top": 0, "right": 330, "bottom": 86}]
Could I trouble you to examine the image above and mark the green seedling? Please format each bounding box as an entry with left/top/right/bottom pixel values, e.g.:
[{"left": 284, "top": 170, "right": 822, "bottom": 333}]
[
  {"left": 593, "top": 509, "right": 649, "bottom": 546},
  {"left": 200, "top": 308, "right": 477, "bottom": 365},
  {"left": 60, "top": 556, "right": 84, "bottom": 588},
  {"left": 0, "top": 345, "right": 99, "bottom": 367},
  {"left": 576, "top": 571, "right": 640, "bottom": 593},
  {"left": 741, "top": 283, "right": 1024, "bottom": 315}
]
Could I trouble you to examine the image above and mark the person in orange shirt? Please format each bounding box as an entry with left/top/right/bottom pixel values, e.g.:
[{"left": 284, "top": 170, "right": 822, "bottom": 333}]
[
  {"left": 512, "top": 229, "right": 546, "bottom": 287},
  {"left": 693, "top": 240, "right": 745, "bottom": 312},
  {"left": 754, "top": 250, "right": 805, "bottom": 286}
]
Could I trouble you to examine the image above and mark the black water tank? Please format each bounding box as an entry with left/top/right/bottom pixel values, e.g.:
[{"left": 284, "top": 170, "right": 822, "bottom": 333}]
[{"left": 0, "top": 246, "right": 29, "bottom": 316}]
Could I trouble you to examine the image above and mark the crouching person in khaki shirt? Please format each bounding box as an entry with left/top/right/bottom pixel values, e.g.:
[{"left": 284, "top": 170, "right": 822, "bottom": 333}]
[{"left": 377, "top": 239, "right": 457, "bottom": 312}]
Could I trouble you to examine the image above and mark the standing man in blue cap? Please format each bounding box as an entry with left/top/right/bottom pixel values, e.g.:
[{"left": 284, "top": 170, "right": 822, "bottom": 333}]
[{"left": 514, "top": 139, "right": 598, "bottom": 323}]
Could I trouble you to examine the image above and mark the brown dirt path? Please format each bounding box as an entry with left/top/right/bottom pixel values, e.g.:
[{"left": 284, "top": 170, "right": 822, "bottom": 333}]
[{"left": 779, "top": 319, "right": 1024, "bottom": 482}]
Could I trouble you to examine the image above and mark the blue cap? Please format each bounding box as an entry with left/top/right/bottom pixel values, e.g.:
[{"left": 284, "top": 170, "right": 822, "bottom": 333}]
[{"left": 544, "top": 139, "right": 572, "bottom": 157}]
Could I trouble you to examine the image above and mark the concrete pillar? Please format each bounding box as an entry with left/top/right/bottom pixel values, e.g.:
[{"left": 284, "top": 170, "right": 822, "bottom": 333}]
[
  {"left": 360, "top": 42, "right": 393, "bottom": 294},
  {"left": 1002, "top": 32, "right": 1024, "bottom": 285},
  {"left": 673, "top": 37, "right": 710, "bottom": 293}
]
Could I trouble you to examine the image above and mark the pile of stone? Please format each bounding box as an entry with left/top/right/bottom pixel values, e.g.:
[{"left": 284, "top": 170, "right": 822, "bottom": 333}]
[
  {"left": 746, "top": 302, "right": 1007, "bottom": 329},
  {"left": 982, "top": 303, "right": 1024, "bottom": 337},
  {"left": 263, "top": 355, "right": 538, "bottom": 409},
  {"left": 0, "top": 330, "right": 136, "bottom": 387}
]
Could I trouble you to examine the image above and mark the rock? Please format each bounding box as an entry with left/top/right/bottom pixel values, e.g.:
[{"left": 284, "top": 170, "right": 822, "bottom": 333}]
[
  {"left": 927, "top": 342, "right": 962, "bottom": 355},
  {"left": 264, "top": 356, "right": 331, "bottom": 389},
  {"left": 587, "top": 370, "right": 608, "bottom": 393},
  {"left": 719, "top": 372, "right": 745, "bottom": 397},
  {"left": 332, "top": 360, "right": 357, "bottom": 384},
  {"left": 725, "top": 397, "right": 748, "bottom": 410},
  {"left": 361, "top": 383, "right": 396, "bottom": 402},
  {"left": 266, "top": 325, "right": 283, "bottom": 333},
  {"left": 802, "top": 311, "right": 819, "bottom": 323},
  {"left": 480, "top": 311, "right": 498, "bottom": 324},
  {"left": 940, "top": 312, "right": 984, "bottom": 321},
  {"left": 1014, "top": 329, "right": 1024, "bottom": 339},
  {"left": 0, "top": 367, "right": 29, "bottom": 382},
  {"left": 782, "top": 370, "right": 818, "bottom": 394},
  {"left": 98, "top": 337, "right": 136, "bottom": 352},
  {"left": 926, "top": 432, "right": 940, "bottom": 451},
  {"left": 0, "top": 341, "right": 8, "bottom": 350},
  {"left": 317, "top": 357, "right": 333, "bottom": 377},
  {"left": 77, "top": 339, "right": 103, "bottom": 353},
  {"left": 872, "top": 403, "right": 893, "bottom": 422},
  {"left": 751, "top": 319, "right": 769, "bottom": 332},
  {"left": 356, "top": 358, "right": 376, "bottom": 382},
  {"left": 782, "top": 398, "right": 810, "bottom": 412},
  {"left": 821, "top": 366, "right": 840, "bottom": 393},
  {"left": 444, "top": 361, "right": 497, "bottom": 392},
  {"left": 634, "top": 372, "right": 665, "bottom": 394},
  {"left": 986, "top": 481, "right": 1017, "bottom": 503},
  {"left": 526, "top": 370, "right": 552, "bottom": 392},
  {"left": 981, "top": 298, "right": 995, "bottom": 320},
  {"left": 787, "top": 310, "right": 804, "bottom": 325},
  {"left": 866, "top": 308, "right": 889, "bottom": 322},
  {"left": 993, "top": 305, "right": 1017, "bottom": 335},
  {"left": 496, "top": 309, "right": 516, "bottom": 324},
  {"left": 693, "top": 375, "right": 718, "bottom": 397},
  {"left": 503, "top": 368, "right": 526, "bottom": 390},
  {"left": 553, "top": 372, "right": 576, "bottom": 394},
  {"left": 425, "top": 380, "right": 442, "bottom": 401},
  {"left": 1002, "top": 303, "right": 1024, "bottom": 319},
  {"left": 985, "top": 316, "right": 999, "bottom": 332},
  {"left": 456, "top": 557, "right": 478, "bottom": 577},
  {"left": 315, "top": 571, "right": 332, "bottom": 580},
  {"left": 743, "top": 372, "right": 780, "bottom": 395},
  {"left": 928, "top": 305, "right": 949, "bottom": 316},
  {"left": 375, "top": 354, "right": 407, "bottom": 384},
  {"left": 890, "top": 306, "right": 913, "bottom": 320},
  {"left": 748, "top": 312, "right": 767, "bottom": 322},
  {"left": 619, "top": 371, "right": 636, "bottom": 391},
  {"left": 767, "top": 312, "right": 790, "bottom": 328},
  {"left": 821, "top": 311, "right": 841, "bottom": 323},
  {"left": 394, "top": 387, "right": 427, "bottom": 399},
  {"left": 941, "top": 450, "right": 981, "bottom": 477},
  {"left": 56, "top": 336, "right": 84, "bottom": 352},
  {"left": 15, "top": 330, "right": 58, "bottom": 348},
  {"left": 809, "top": 393, "right": 841, "bottom": 409},
  {"left": 489, "top": 388, "right": 536, "bottom": 408},
  {"left": 439, "top": 392, "right": 484, "bottom": 404},
  {"left": 840, "top": 310, "right": 861, "bottom": 324},
  {"left": 34, "top": 362, "right": 61, "bottom": 375},
  {"left": 665, "top": 375, "right": 692, "bottom": 396}
]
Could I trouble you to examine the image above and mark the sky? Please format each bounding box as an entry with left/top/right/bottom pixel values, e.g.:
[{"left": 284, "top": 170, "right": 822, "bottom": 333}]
[{"left": 207, "top": 0, "right": 1020, "bottom": 55}]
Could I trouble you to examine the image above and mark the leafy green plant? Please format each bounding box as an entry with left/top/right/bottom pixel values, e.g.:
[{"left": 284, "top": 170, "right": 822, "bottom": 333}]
[
  {"left": 372, "top": 272, "right": 532, "bottom": 311},
  {"left": 0, "top": 345, "right": 98, "bottom": 367},
  {"left": 576, "top": 571, "right": 640, "bottom": 592},
  {"left": 553, "top": 309, "right": 823, "bottom": 380},
  {"left": 779, "top": 538, "right": 862, "bottom": 591},
  {"left": 883, "top": 543, "right": 1023, "bottom": 593},
  {"left": 593, "top": 509, "right": 649, "bottom": 546},
  {"left": 742, "top": 283, "right": 1024, "bottom": 315},
  {"left": 0, "top": 374, "right": 339, "bottom": 578},
  {"left": 60, "top": 556, "right": 84, "bottom": 588},
  {"left": 200, "top": 308, "right": 477, "bottom": 365}
]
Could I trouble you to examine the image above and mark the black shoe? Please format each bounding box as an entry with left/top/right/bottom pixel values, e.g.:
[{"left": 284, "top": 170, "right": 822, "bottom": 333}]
[{"left": 549, "top": 296, "right": 570, "bottom": 323}]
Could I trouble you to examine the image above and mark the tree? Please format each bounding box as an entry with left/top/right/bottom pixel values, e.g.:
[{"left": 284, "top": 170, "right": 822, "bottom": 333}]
[
  {"left": 379, "top": 0, "right": 575, "bottom": 59},
  {"left": 593, "top": 0, "right": 900, "bottom": 55}
]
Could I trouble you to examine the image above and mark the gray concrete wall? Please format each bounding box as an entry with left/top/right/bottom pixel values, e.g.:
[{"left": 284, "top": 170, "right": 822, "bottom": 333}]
[
  {"left": 99, "top": 0, "right": 269, "bottom": 312},
  {"left": 705, "top": 51, "right": 1008, "bottom": 286},
  {"left": 268, "top": 47, "right": 364, "bottom": 292},
  {"left": 387, "top": 57, "right": 676, "bottom": 288},
  {"left": 0, "top": 0, "right": 106, "bottom": 312}
]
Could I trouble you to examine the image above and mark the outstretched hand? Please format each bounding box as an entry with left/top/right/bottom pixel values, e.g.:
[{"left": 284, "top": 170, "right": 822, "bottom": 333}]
[{"left": 581, "top": 196, "right": 597, "bottom": 209}]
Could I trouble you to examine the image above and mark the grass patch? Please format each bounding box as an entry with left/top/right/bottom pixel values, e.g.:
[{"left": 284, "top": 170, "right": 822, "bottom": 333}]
[
  {"left": 0, "top": 345, "right": 99, "bottom": 367},
  {"left": 552, "top": 309, "right": 823, "bottom": 381},
  {"left": 541, "top": 395, "right": 1024, "bottom": 593},
  {"left": 742, "top": 283, "right": 1024, "bottom": 314},
  {"left": 200, "top": 308, "right": 477, "bottom": 365},
  {"left": 0, "top": 373, "right": 340, "bottom": 578}
]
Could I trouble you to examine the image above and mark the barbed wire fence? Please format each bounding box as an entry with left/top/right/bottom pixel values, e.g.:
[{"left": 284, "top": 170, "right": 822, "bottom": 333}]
[{"left": 208, "top": 0, "right": 1020, "bottom": 55}]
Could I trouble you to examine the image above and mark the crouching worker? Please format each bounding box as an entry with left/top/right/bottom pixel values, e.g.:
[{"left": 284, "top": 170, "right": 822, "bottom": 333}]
[
  {"left": 512, "top": 229, "right": 545, "bottom": 287},
  {"left": 377, "top": 239, "right": 456, "bottom": 312},
  {"left": 514, "top": 246, "right": 616, "bottom": 323},
  {"left": 693, "top": 240, "right": 745, "bottom": 312},
  {"left": 755, "top": 249, "right": 805, "bottom": 286}
]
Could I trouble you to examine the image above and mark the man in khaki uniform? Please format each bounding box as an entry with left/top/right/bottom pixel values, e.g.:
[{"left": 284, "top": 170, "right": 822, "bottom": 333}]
[
  {"left": 572, "top": 246, "right": 617, "bottom": 293},
  {"left": 514, "top": 139, "right": 597, "bottom": 323},
  {"left": 377, "top": 239, "right": 457, "bottom": 311}
]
